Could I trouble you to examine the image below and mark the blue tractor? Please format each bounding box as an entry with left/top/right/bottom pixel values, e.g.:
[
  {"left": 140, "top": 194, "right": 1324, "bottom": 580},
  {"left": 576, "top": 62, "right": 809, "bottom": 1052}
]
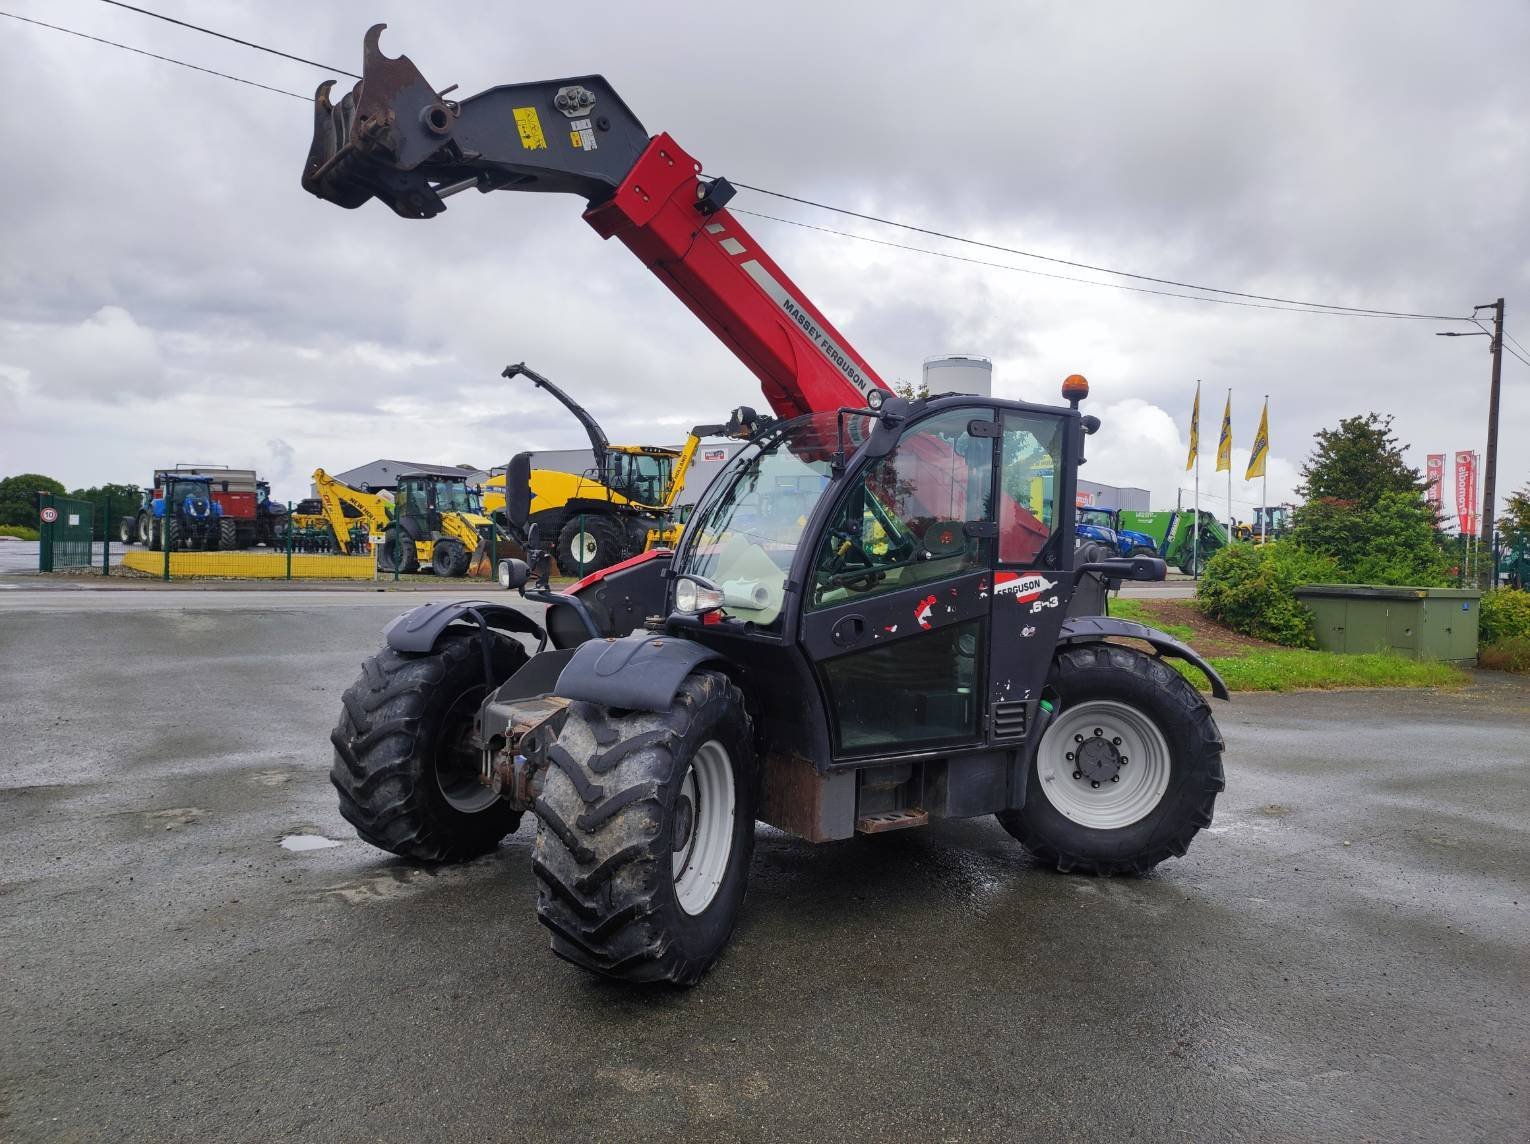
[
  {"left": 130, "top": 473, "right": 226, "bottom": 551},
  {"left": 1076, "top": 506, "right": 1160, "bottom": 559}
]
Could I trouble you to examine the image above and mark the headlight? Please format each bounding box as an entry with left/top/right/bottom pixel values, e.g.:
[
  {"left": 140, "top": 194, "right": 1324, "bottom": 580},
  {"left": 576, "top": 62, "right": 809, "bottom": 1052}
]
[{"left": 673, "top": 575, "right": 725, "bottom": 615}]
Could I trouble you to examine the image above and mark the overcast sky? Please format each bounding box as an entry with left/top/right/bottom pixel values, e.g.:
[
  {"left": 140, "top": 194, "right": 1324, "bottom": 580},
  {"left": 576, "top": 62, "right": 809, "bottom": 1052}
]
[{"left": 2, "top": 1, "right": 1526, "bottom": 526}]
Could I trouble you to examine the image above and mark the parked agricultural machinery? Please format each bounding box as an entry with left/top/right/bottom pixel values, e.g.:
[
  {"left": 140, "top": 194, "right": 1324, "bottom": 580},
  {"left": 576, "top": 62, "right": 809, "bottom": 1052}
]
[
  {"left": 121, "top": 473, "right": 225, "bottom": 551},
  {"left": 481, "top": 362, "right": 723, "bottom": 574},
  {"left": 304, "top": 26, "right": 1227, "bottom": 985}
]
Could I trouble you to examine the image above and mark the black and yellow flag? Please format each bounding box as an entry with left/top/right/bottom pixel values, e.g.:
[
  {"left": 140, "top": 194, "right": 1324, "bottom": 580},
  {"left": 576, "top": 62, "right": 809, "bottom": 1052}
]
[
  {"left": 1185, "top": 381, "right": 1201, "bottom": 471},
  {"left": 1216, "top": 393, "right": 1233, "bottom": 472},
  {"left": 1246, "top": 399, "right": 1269, "bottom": 480}
]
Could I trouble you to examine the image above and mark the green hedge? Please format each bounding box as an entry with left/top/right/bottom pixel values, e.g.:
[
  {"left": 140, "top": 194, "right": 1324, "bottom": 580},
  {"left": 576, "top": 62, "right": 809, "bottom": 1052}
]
[
  {"left": 0, "top": 524, "right": 39, "bottom": 541},
  {"left": 1196, "top": 541, "right": 1342, "bottom": 647},
  {"left": 1480, "top": 589, "right": 1530, "bottom": 646}
]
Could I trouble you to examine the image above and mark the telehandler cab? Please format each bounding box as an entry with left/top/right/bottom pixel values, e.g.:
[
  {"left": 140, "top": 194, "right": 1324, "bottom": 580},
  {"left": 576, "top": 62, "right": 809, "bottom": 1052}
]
[{"left": 310, "top": 27, "right": 1227, "bottom": 985}]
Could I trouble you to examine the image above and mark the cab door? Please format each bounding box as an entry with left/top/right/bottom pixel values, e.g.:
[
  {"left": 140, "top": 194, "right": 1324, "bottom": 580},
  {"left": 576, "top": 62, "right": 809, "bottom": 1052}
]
[{"left": 797, "top": 407, "right": 997, "bottom": 759}]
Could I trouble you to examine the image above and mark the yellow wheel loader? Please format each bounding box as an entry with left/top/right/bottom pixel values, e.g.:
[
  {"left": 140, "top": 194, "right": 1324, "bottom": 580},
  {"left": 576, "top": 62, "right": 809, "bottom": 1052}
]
[
  {"left": 481, "top": 363, "right": 722, "bottom": 575},
  {"left": 308, "top": 468, "right": 498, "bottom": 576}
]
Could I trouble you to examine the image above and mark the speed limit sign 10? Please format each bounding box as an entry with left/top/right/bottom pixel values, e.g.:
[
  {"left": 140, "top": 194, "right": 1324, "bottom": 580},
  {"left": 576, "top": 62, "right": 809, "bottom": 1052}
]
[{"left": 39, "top": 506, "right": 60, "bottom": 524}]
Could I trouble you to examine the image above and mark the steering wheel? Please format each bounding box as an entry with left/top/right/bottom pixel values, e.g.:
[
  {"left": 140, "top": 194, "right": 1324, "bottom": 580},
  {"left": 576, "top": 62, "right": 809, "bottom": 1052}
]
[{"left": 823, "top": 531, "right": 882, "bottom": 592}]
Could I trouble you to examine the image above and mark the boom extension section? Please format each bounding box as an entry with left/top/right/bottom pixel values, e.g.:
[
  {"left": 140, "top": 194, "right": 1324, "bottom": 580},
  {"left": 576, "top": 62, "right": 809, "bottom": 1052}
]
[{"left": 303, "top": 24, "right": 889, "bottom": 421}]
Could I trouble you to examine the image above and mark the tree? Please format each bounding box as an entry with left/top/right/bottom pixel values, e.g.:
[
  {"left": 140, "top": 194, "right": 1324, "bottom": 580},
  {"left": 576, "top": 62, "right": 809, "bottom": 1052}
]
[
  {"left": 0, "top": 473, "right": 66, "bottom": 528},
  {"left": 70, "top": 483, "right": 146, "bottom": 539},
  {"left": 1296, "top": 413, "right": 1424, "bottom": 509},
  {"left": 1498, "top": 482, "right": 1530, "bottom": 546},
  {"left": 892, "top": 379, "right": 929, "bottom": 401}
]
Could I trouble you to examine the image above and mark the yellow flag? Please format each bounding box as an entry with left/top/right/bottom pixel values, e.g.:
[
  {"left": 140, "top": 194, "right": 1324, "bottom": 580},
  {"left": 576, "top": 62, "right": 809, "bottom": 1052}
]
[
  {"left": 1185, "top": 382, "right": 1200, "bottom": 471},
  {"left": 1216, "top": 393, "right": 1232, "bottom": 472},
  {"left": 1246, "top": 399, "right": 1269, "bottom": 479}
]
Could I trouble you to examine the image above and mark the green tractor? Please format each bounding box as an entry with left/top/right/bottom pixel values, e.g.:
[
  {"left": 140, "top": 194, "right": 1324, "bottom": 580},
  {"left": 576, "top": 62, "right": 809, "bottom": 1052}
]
[{"left": 1115, "top": 509, "right": 1230, "bottom": 576}]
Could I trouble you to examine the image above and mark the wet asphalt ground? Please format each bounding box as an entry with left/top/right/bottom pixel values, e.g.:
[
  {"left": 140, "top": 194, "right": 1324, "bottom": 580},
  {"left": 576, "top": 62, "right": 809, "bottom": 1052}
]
[{"left": 1, "top": 588, "right": 1526, "bottom": 1142}]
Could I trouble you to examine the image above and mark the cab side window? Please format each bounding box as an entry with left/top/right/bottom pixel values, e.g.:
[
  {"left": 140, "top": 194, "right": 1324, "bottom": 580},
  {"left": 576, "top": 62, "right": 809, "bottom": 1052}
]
[
  {"left": 810, "top": 408, "right": 994, "bottom": 608},
  {"left": 999, "top": 413, "right": 1065, "bottom": 565}
]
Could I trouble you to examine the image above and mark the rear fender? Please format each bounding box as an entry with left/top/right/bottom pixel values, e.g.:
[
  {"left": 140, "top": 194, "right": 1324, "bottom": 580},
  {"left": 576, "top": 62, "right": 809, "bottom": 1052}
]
[
  {"left": 554, "top": 633, "right": 726, "bottom": 713},
  {"left": 1057, "top": 615, "right": 1229, "bottom": 701},
  {"left": 383, "top": 599, "right": 545, "bottom": 654}
]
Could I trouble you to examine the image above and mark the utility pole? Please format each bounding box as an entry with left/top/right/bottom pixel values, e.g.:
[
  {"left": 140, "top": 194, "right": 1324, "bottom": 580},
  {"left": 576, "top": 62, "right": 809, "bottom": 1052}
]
[{"left": 1480, "top": 298, "right": 1504, "bottom": 585}]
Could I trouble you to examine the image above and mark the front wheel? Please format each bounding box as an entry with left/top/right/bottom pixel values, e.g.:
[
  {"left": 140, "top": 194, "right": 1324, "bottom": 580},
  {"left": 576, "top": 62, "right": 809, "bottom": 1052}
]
[
  {"left": 998, "top": 643, "right": 1224, "bottom": 874},
  {"left": 330, "top": 632, "right": 528, "bottom": 861},
  {"left": 534, "top": 670, "right": 756, "bottom": 985},
  {"left": 118, "top": 517, "right": 137, "bottom": 545},
  {"left": 555, "top": 514, "right": 626, "bottom": 577},
  {"left": 218, "top": 518, "right": 238, "bottom": 551}
]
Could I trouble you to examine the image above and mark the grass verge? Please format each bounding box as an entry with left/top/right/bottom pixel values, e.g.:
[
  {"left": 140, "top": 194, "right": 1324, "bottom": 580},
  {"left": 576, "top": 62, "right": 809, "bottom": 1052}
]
[
  {"left": 1479, "top": 638, "right": 1530, "bottom": 673},
  {"left": 0, "top": 525, "right": 39, "bottom": 541},
  {"left": 1171, "top": 649, "right": 1469, "bottom": 693},
  {"left": 1106, "top": 597, "right": 1194, "bottom": 641}
]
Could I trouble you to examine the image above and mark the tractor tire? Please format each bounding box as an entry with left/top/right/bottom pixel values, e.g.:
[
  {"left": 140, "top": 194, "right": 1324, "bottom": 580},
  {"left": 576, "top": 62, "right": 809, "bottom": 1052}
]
[
  {"left": 145, "top": 515, "right": 160, "bottom": 551},
  {"left": 218, "top": 519, "right": 238, "bottom": 551},
  {"left": 534, "top": 670, "right": 756, "bottom": 985},
  {"left": 556, "top": 514, "right": 626, "bottom": 577},
  {"left": 1129, "top": 545, "right": 1158, "bottom": 559},
  {"left": 376, "top": 529, "right": 419, "bottom": 575},
  {"left": 997, "top": 643, "right": 1224, "bottom": 875},
  {"left": 165, "top": 518, "right": 182, "bottom": 551},
  {"left": 117, "top": 517, "right": 136, "bottom": 545},
  {"left": 329, "top": 632, "right": 529, "bottom": 861},
  {"left": 431, "top": 538, "right": 470, "bottom": 578}
]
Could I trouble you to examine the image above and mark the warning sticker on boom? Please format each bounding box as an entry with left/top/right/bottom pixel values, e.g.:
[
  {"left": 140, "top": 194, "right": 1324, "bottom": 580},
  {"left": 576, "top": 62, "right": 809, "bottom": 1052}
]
[{"left": 512, "top": 106, "right": 547, "bottom": 151}]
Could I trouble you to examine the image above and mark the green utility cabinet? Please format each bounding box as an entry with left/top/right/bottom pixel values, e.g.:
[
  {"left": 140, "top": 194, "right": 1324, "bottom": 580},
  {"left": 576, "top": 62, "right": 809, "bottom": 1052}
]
[{"left": 1293, "top": 585, "right": 1481, "bottom": 663}]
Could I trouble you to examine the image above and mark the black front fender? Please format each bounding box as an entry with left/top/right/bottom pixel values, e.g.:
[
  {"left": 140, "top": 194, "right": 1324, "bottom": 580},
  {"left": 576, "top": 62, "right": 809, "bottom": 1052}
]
[
  {"left": 554, "top": 633, "right": 727, "bottom": 713},
  {"left": 383, "top": 599, "right": 545, "bottom": 654},
  {"left": 1058, "top": 615, "right": 1230, "bottom": 701}
]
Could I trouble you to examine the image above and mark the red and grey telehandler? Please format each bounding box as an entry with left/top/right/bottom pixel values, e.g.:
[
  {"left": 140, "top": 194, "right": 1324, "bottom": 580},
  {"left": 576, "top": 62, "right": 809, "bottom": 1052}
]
[{"left": 307, "top": 26, "right": 1227, "bottom": 985}]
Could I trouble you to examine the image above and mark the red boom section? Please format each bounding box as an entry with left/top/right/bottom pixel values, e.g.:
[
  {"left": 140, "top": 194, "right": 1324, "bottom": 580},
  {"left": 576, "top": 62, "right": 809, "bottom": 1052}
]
[{"left": 584, "top": 135, "right": 889, "bottom": 422}]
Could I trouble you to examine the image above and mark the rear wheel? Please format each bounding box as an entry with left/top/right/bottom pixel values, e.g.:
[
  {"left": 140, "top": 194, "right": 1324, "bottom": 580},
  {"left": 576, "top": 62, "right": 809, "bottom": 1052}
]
[
  {"left": 118, "top": 517, "right": 136, "bottom": 545},
  {"left": 556, "top": 514, "right": 626, "bottom": 576},
  {"left": 376, "top": 529, "right": 419, "bottom": 574},
  {"left": 145, "top": 515, "right": 160, "bottom": 551},
  {"left": 330, "top": 632, "right": 528, "bottom": 861},
  {"left": 998, "top": 643, "right": 1223, "bottom": 874},
  {"left": 534, "top": 670, "right": 756, "bottom": 985},
  {"left": 431, "top": 538, "right": 470, "bottom": 577}
]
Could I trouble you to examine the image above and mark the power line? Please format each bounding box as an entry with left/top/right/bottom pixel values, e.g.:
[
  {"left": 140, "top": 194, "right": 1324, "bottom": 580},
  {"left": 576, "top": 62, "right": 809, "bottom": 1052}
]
[
  {"left": 8, "top": 5, "right": 1517, "bottom": 337},
  {"left": 735, "top": 207, "right": 1467, "bottom": 319},
  {"left": 0, "top": 9, "right": 308, "bottom": 99},
  {"left": 94, "top": 0, "right": 358, "bottom": 77},
  {"left": 733, "top": 182, "right": 1470, "bottom": 322}
]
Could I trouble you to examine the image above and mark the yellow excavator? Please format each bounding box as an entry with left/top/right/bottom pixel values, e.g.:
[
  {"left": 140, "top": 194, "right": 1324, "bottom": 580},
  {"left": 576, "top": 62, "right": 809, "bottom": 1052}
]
[
  {"left": 306, "top": 468, "right": 498, "bottom": 577},
  {"left": 481, "top": 363, "right": 723, "bottom": 575}
]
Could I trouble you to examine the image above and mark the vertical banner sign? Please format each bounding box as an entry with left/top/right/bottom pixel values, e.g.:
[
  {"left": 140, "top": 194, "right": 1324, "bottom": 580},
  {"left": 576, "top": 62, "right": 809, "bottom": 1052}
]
[
  {"left": 1425, "top": 454, "right": 1444, "bottom": 512},
  {"left": 1454, "top": 450, "right": 1477, "bottom": 534},
  {"left": 1185, "top": 382, "right": 1201, "bottom": 471}
]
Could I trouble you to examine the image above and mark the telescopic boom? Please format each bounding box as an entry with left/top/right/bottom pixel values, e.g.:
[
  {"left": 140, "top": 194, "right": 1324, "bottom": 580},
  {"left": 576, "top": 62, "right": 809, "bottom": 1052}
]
[{"left": 304, "top": 25, "right": 890, "bottom": 421}]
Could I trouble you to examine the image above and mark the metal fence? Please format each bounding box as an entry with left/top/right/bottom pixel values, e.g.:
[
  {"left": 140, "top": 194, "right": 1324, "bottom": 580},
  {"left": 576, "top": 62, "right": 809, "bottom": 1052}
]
[
  {"left": 110, "top": 500, "right": 377, "bottom": 581},
  {"left": 37, "top": 493, "right": 102, "bottom": 572}
]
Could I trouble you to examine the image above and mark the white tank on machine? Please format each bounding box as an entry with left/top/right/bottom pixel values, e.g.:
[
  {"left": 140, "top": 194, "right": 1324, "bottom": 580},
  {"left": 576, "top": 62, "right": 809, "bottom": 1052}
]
[{"left": 922, "top": 354, "right": 993, "bottom": 397}]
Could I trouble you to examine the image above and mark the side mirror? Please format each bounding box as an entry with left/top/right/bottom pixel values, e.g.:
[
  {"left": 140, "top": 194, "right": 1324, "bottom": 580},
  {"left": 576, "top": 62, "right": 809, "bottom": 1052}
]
[
  {"left": 497, "top": 558, "right": 530, "bottom": 591},
  {"left": 863, "top": 396, "right": 912, "bottom": 459},
  {"left": 507, "top": 451, "right": 533, "bottom": 529},
  {"left": 1078, "top": 556, "right": 1167, "bottom": 582}
]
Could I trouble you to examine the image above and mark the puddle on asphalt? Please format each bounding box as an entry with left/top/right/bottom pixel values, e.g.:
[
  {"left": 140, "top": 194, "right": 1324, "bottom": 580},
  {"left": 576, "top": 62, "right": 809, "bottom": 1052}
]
[{"left": 280, "top": 834, "right": 343, "bottom": 852}]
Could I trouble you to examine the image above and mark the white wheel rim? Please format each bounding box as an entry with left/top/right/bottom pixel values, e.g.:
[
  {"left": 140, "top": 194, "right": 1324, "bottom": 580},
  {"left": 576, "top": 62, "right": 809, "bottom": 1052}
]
[
  {"left": 573, "top": 531, "right": 599, "bottom": 563},
  {"left": 671, "top": 740, "right": 736, "bottom": 916},
  {"left": 1036, "top": 699, "right": 1171, "bottom": 830}
]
